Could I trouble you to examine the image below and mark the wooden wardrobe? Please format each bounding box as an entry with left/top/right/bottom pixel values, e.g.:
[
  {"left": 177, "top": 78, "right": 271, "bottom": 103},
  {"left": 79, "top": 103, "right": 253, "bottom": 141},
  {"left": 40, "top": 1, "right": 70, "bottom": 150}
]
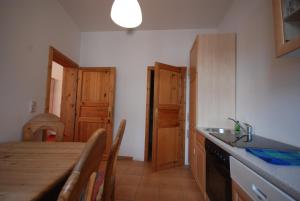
[{"left": 75, "top": 67, "right": 116, "bottom": 159}]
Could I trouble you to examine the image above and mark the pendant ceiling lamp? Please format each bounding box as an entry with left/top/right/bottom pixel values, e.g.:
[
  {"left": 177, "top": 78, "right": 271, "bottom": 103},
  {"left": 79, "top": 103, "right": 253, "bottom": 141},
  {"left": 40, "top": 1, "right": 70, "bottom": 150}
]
[{"left": 111, "top": 0, "right": 142, "bottom": 28}]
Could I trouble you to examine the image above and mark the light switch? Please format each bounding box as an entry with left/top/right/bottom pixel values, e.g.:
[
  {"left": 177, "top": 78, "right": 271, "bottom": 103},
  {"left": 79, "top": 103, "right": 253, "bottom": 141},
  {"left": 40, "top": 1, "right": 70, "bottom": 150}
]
[{"left": 29, "top": 101, "right": 37, "bottom": 113}]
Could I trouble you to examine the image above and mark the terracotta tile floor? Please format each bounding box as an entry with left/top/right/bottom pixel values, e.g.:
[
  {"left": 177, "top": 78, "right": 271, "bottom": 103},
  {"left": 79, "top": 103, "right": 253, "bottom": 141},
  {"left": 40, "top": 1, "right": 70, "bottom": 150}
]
[{"left": 114, "top": 160, "right": 204, "bottom": 201}]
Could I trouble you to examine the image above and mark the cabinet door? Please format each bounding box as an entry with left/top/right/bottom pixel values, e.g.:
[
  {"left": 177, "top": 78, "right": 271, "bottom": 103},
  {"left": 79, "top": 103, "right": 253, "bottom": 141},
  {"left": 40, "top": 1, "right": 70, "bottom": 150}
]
[
  {"left": 232, "top": 181, "right": 253, "bottom": 201},
  {"left": 273, "top": 0, "right": 300, "bottom": 56},
  {"left": 75, "top": 68, "right": 116, "bottom": 159},
  {"left": 195, "top": 145, "right": 206, "bottom": 197},
  {"left": 190, "top": 130, "right": 196, "bottom": 177}
]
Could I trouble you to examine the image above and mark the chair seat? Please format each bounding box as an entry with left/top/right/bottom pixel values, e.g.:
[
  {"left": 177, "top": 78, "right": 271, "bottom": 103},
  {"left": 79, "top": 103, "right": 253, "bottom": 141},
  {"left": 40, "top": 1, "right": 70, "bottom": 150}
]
[
  {"left": 92, "top": 171, "right": 105, "bottom": 201},
  {"left": 46, "top": 134, "right": 56, "bottom": 141}
]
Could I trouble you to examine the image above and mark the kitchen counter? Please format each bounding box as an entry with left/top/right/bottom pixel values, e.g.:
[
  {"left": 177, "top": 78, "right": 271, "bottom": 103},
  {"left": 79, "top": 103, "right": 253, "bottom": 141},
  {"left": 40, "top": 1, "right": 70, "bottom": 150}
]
[{"left": 197, "top": 127, "right": 300, "bottom": 201}]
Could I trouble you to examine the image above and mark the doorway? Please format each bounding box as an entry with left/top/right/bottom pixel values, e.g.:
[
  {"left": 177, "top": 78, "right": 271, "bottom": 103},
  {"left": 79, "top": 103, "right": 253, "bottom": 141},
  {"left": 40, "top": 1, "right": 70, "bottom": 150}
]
[
  {"left": 45, "top": 47, "right": 79, "bottom": 141},
  {"left": 144, "top": 67, "right": 155, "bottom": 162},
  {"left": 49, "top": 62, "right": 63, "bottom": 117},
  {"left": 144, "top": 63, "right": 186, "bottom": 171}
]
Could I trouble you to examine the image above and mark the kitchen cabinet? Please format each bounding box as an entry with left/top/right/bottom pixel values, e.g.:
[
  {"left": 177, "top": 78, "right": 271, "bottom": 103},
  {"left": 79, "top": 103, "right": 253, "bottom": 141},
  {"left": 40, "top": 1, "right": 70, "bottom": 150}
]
[
  {"left": 189, "top": 36, "right": 205, "bottom": 198},
  {"left": 189, "top": 130, "right": 196, "bottom": 177},
  {"left": 195, "top": 132, "right": 206, "bottom": 198},
  {"left": 189, "top": 33, "right": 236, "bottom": 201},
  {"left": 273, "top": 0, "right": 300, "bottom": 57},
  {"left": 190, "top": 33, "right": 236, "bottom": 129},
  {"left": 232, "top": 181, "right": 253, "bottom": 201},
  {"left": 189, "top": 35, "right": 198, "bottom": 178}
]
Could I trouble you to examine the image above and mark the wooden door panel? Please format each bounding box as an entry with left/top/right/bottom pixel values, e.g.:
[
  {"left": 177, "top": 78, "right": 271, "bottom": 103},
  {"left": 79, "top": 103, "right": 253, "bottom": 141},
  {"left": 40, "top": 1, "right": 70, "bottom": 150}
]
[
  {"left": 75, "top": 68, "right": 116, "bottom": 159},
  {"left": 77, "top": 122, "right": 106, "bottom": 142},
  {"left": 157, "top": 127, "right": 179, "bottom": 169},
  {"left": 81, "top": 71, "right": 110, "bottom": 103},
  {"left": 157, "top": 108, "right": 180, "bottom": 127},
  {"left": 158, "top": 69, "right": 181, "bottom": 104},
  {"left": 79, "top": 106, "right": 108, "bottom": 119},
  {"left": 61, "top": 68, "right": 78, "bottom": 141},
  {"left": 153, "top": 62, "right": 186, "bottom": 171}
]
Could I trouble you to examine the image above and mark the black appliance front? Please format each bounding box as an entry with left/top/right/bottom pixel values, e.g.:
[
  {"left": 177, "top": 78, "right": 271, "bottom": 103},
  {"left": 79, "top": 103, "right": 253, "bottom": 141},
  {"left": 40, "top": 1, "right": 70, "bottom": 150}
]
[{"left": 205, "top": 139, "right": 232, "bottom": 201}]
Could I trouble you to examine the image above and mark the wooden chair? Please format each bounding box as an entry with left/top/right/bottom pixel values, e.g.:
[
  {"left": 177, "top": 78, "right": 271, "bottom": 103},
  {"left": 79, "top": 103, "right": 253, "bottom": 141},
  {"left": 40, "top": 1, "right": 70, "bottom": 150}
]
[
  {"left": 23, "top": 113, "right": 64, "bottom": 141},
  {"left": 86, "top": 119, "right": 126, "bottom": 201},
  {"left": 57, "top": 128, "right": 107, "bottom": 201}
]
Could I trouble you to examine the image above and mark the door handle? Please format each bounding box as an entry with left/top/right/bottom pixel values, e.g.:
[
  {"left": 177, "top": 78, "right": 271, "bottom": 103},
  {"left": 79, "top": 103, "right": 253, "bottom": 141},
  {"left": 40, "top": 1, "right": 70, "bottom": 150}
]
[{"left": 251, "top": 184, "right": 267, "bottom": 201}]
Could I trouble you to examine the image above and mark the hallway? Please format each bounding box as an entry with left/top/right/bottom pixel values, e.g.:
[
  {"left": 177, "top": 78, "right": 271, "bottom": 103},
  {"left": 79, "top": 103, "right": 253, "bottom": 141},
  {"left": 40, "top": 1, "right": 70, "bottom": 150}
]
[{"left": 114, "top": 160, "right": 204, "bottom": 201}]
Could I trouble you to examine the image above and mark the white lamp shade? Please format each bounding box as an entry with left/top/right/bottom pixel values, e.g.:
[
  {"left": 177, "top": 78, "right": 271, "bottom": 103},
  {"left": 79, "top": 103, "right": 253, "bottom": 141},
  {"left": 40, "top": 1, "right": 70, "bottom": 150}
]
[{"left": 111, "top": 0, "right": 142, "bottom": 28}]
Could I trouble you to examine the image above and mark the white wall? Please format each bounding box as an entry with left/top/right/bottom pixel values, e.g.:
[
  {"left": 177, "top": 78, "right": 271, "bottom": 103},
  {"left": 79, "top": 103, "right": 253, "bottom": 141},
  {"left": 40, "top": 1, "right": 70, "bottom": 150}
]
[
  {"left": 50, "top": 62, "right": 64, "bottom": 117},
  {"left": 80, "top": 29, "right": 216, "bottom": 161},
  {"left": 218, "top": 0, "right": 300, "bottom": 147},
  {"left": 0, "top": 0, "right": 80, "bottom": 142}
]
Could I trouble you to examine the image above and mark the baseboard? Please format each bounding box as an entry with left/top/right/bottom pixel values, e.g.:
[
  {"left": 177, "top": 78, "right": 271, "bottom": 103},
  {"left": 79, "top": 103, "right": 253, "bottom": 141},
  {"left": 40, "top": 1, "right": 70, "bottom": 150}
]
[{"left": 117, "top": 155, "right": 133, "bottom": 161}]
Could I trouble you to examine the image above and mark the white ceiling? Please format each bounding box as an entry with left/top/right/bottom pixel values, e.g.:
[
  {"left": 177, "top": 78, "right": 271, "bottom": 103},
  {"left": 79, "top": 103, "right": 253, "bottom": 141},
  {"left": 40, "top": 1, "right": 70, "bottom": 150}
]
[{"left": 58, "top": 0, "right": 234, "bottom": 31}]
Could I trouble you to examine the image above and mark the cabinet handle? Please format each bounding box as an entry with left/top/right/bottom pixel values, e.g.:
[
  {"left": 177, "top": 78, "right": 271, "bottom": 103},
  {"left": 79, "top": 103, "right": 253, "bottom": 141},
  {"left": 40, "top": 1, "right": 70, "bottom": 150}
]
[{"left": 251, "top": 184, "right": 267, "bottom": 201}]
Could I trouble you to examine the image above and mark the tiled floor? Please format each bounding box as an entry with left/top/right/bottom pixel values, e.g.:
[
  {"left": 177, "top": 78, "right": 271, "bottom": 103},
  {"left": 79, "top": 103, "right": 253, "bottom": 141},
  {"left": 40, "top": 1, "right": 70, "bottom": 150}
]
[{"left": 114, "top": 160, "right": 204, "bottom": 201}]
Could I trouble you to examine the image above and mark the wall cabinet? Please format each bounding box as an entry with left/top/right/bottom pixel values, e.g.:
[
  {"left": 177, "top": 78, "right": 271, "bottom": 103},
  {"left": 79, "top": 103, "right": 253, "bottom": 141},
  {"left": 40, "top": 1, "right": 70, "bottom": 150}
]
[
  {"left": 232, "top": 181, "right": 253, "bottom": 201},
  {"left": 273, "top": 0, "right": 300, "bottom": 57},
  {"left": 192, "top": 34, "right": 236, "bottom": 129}
]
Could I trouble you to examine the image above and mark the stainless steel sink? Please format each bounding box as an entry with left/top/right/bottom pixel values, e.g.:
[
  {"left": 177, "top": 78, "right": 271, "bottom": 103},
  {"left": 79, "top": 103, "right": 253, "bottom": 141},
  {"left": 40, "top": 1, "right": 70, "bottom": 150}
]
[
  {"left": 204, "top": 127, "right": 300, "bottom": 151},
  {"left": 204, "top": 127, "right": 245, "bottom": 146},
  {"left": 204, "top": 128, "right": 235, "bottom": 135}
]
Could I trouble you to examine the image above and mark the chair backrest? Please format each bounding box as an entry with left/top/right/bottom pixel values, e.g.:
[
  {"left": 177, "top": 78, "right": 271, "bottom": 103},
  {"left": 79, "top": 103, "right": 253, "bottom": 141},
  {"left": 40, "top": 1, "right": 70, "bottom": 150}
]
[
  {"left": 101, "top": 119, "right": 126, "bottom": 201},
  {"left": 23, "top": 113, "right": 64, "bottom": 141},
  {"left": 57, "top": 129, "right": 107, "bottom": 201}
]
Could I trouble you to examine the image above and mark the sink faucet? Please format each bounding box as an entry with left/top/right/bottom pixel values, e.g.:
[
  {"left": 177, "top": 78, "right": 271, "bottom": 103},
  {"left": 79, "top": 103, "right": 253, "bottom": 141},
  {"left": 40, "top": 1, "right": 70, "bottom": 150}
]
[
  {"left": 228, "top": 118, "right": 253, "bottom": 141},
  {"left": 228, "top": 117, "right": 239, "bottom": 125}
]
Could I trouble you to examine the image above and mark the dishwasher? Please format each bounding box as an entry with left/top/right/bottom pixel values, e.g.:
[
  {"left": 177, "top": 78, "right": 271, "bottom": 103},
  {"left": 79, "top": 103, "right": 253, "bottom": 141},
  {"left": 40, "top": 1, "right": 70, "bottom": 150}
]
[
  {"left": 230, "top": 157, "right": 296, "bottom": 201},
  {"left": 205, "top": 139, "right": 232, "bottom": 201}
]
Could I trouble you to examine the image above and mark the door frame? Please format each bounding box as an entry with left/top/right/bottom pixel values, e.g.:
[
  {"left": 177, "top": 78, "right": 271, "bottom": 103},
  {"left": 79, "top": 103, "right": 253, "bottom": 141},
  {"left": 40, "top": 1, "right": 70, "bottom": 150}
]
[
  {"left": 45, "top": 46, "right": 79, "bottom": 113},
  {"left": 144, "top": 66, "right": 154, "bottom": 161},
  {"left": 152, "top": 63, "right": 187, "bottom": 170}
]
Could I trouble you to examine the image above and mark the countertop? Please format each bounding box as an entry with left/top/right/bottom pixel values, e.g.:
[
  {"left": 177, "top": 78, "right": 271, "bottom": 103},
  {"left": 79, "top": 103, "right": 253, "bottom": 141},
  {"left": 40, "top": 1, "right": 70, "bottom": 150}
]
[{"left": 197, "top": 127, "right": 300, "bottom": 201}]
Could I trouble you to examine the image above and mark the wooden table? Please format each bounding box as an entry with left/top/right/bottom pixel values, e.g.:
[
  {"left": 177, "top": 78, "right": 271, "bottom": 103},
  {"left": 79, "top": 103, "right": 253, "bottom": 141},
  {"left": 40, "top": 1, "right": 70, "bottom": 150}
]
[{"left": 0, "top": 142, "right": 85, "bottom": 201}]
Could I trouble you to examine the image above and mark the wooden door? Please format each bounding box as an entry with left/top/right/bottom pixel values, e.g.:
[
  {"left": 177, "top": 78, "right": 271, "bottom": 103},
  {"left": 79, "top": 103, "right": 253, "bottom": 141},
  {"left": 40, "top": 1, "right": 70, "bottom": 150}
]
[
  {"left": 152, "top": 62, "right": 186, "bottom": 171},
  {"left": 45, "top": 47, "right": 80, "bottom": 141},
  {"left": 60, "top": 67, "right": 78, "bottom": 141},
  {"left": 75, "top": 67, "right": 116, "bottom": 159}
]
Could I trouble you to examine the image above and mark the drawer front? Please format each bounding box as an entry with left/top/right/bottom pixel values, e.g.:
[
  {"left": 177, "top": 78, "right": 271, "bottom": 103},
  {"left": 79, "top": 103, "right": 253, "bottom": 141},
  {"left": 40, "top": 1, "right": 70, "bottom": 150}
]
[{"left": 230, "top": 157, "right": 295, "bottom": 201}]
